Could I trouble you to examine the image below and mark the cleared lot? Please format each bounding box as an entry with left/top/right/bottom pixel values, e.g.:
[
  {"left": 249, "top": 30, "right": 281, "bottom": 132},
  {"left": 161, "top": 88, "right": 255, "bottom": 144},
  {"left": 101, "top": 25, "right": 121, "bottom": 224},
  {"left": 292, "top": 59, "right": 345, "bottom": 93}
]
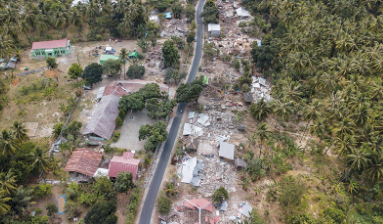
[{"left": 111, "top": 109, "right": 157, "bottom": 151}]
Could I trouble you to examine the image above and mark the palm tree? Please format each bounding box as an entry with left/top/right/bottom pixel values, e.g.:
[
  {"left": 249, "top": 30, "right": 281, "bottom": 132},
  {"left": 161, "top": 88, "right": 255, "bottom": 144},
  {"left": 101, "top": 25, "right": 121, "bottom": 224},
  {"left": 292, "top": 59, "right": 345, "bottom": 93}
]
[
  {"left": 331, "top": 135, "right": 357, "bottom": 169},
  {"left": 0, "top": 191, "right": 11, "bottom": 216},
  {"left": 0, "top": 169, "right": 17, "bottom": 195},
  {"left": 249, "top": 98, "right": 272, "bottom": 124},
  {"left": 119, "top": 48, "right": 128, "bottom": 79},
  {"left": 272, "top": 99, "right": 294, "bottom": 128},
  {"left": 0, "top": 28, "right": 15, "bottom": 59},
  {"left": 9, "top": 186, "right": 35, "bottom": 216},
  {"left": 252, "top": 123, "right": 272, "bottom": 158},
  {"left": 11, "top": 121, "right": 29, "bottom": 142},
  {"left": 0, "top": 129, "right": 18, "bottom": 157},
  {"left": 31, "top": 147, "right": 49, "bottom": 183},
  {"left": 332, "top": 117, "right": 355, "bottom": 139},
  {"left": 300, "top": 99, "right": 321, "bottom": 143},
  {"left": 365, "top": 152, "right": 383, "bottom": 181},
  {"left": 343, "top": 148, "right": 370, "bottom": 181}
]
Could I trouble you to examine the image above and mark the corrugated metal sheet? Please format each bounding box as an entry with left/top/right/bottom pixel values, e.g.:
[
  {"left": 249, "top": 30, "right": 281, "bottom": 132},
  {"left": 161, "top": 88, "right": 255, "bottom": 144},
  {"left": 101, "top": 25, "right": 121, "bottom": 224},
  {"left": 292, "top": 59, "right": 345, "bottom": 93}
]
[
  {"left": 31, "top": 38, "right": 67, "bottom": 50},
  {"left": 219, "top": 142, "right": 235, "bottom": 160},
  {"left": 64, "top": 148, "right": 103, "bottom": 176},
  {"left": 108, "top": 154, "right": 140, "bottom": 181},
  {"left": 97, "top": 87, "right": 105, "bottom": 99},
  {"left": 83, "top": 95, "right": 120, "bottom": 139}
]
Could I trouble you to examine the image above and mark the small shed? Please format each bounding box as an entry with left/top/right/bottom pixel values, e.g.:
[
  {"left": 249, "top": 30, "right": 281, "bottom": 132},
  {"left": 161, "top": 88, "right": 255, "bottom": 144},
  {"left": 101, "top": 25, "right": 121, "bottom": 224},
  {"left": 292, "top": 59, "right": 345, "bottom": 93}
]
[
  {"left": 219, "top": 142, "right": 235, "bottom": 161},
  {"left": 100, "top": 54, "right": 120, "bottom": 64},
  {"left": 185, "top": 136, "right": 199, "bottom": 152},
  {"left": 164, "top": 12, "right": 172, "bottom": 19},
  {"left": 243, "top": 92, "right": 253, "bottom": 103},
  {"left": 234, "top": 158, "right": 248, "bottom": 170},
  {"left": 208, "top": 23, "right": 221, "bottom": 37}
]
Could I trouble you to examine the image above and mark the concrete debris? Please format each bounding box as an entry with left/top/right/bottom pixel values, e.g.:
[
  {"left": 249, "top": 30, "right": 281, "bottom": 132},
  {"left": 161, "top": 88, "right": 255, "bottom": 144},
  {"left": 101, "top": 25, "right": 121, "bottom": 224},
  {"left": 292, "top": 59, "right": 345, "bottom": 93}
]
[
  {"left": 251, "top": 76, "right": 272, "bottom": 103},
  {"left": 162, "top": 19, "right": 188, "bottom": 37},
  {"left": 183, "top": 123, "right": 204, "bottom": 136},
  {"left": 180, "top": 157, "right": 204, "bottom": 187}
]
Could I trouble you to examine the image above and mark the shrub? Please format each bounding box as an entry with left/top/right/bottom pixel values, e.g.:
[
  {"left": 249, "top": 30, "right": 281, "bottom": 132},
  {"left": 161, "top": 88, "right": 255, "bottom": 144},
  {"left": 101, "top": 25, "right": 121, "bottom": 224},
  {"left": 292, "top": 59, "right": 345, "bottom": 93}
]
[
  {"left": 126, "top": 65, "right": 145, "bottom": 79},
  {"left": 112, "top": 131, "right": 120, "bottom": 142},
  {"left": 212, "top": 187, "right": 229, "bottom": 204},
  {"left": 114, "top": 172, "right": 133, "bottom": 193},
  {"left": 187, "top": 32, "right": 195, "bottom": 43},
  {"left": 46, "top": 203, "right": 58, "bottom": 217},
  {"left": 242, "top": 83, "right": 250, "bottom": 92},
  {"left": 137, "top": 52, "right": 145, "bottom": 60},
  {"left": 52, "top": 123, "right": 64, "bottom": 138},
  {"left": 118, "top": 109, "right": 126, "bottom": 119},
  {"left": 115, "top": 116, "right": 123, "bottom": 128},
  {"left": 125, "top": 187, "right": 142, "bottom": 224},
  {"left": 239, "top": 21, "right": 247, "bottom": 27},
  {"left": 323, "top": 207, "right": 345, "bottom": 224},
  {"left": 84, "top": 201, "right": 118, "bottom": 224},
  {"left": 157, "top": 193, "right": 172, "bottom": 215},
  {"left": 33, "top": 183, "right": 52, "bottom": 199},
  {"left": 233, "top": 57, "right": 240, "bottom": 71},
  {"left": 68, "top": 63, "right": 83, "bottom": 79}
]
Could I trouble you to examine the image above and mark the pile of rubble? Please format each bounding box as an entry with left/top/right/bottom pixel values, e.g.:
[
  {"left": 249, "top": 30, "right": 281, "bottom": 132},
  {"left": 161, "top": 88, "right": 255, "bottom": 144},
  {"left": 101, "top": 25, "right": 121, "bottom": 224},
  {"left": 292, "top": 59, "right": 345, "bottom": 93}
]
[
  {"left": 161, "top": 19, "right": 188, "bottom": 38},
  {"left": 177, "top": 155, "right": 237, "bottom": 197},
  {"left": 206, "top": 37, "right": 259, "bottom": 56},
  {"left": 159, "top": 212, "right": 180, "bottom": 224},
  {"left": 251, "top": 76, "right": 272, "bottom": 103}
]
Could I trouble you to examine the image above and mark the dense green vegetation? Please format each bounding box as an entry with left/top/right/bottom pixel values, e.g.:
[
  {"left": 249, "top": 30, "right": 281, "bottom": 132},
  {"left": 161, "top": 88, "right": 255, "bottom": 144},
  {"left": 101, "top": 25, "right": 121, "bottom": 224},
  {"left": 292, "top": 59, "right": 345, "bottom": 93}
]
[{"left": 242, "top": 0, "right": 383, "bottom": 222}]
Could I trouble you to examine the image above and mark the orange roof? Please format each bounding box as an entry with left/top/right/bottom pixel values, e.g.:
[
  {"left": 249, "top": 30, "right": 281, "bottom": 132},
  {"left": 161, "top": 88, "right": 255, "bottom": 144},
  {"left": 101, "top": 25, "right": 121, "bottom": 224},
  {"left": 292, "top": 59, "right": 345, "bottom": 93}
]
[
  {"left": 184, "top": 199, "right": 213, "bottom": 212},
  {"left": 64, "top": 148, "right": 103, "bottom": 176},
  {"left": 31, "top": 38, "right": 67, "bottom": 50}
]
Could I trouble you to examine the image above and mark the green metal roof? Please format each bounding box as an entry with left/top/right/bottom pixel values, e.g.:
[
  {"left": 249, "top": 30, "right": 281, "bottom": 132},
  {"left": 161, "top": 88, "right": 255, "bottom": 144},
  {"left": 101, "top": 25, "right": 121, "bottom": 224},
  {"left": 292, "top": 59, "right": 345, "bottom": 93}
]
[
  {"left": 128, "top": 52, "right": 138, "bottom": 58},
  {"left": 202, "top": 76, "right": 209, "bottom": 85},
  {"left": 100, "top": 54, "right": 120, "bottom": 64}
]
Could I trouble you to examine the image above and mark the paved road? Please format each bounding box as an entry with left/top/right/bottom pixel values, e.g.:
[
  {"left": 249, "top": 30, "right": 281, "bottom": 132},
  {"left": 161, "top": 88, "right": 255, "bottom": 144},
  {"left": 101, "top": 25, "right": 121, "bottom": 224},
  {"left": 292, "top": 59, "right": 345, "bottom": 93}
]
[{"left": 138, "top": 0, "right": 206, "bottom": 223}]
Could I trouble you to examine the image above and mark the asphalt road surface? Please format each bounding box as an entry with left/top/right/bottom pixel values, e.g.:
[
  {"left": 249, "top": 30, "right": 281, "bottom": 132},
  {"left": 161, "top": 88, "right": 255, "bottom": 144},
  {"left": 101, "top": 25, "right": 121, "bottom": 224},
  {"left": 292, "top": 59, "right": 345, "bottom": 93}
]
[{"left": 138, "top": 0, "right": 207, "bottom": 223}]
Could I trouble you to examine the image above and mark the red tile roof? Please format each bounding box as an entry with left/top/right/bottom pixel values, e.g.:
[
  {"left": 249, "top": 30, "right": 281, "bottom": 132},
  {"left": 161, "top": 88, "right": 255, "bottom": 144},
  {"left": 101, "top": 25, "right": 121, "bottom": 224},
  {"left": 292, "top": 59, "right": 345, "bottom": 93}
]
[
  {"left": 64, "top": 148, "right": 103, "bottom": 176},
  {"left": 31, "top": 38, "right": 68, "bottom": 50},
  {"left": 108, "top": 152, "right": 140, "bottom": 181},
  {"left": 184, "top": 199, "right": 213, "bottom": 212}
]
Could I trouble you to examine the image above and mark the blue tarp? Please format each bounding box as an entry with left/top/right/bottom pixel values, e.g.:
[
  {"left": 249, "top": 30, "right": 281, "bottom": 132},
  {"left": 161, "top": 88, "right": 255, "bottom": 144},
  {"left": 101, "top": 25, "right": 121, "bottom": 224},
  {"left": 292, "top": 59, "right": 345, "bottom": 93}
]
[
  {"left": 164, "top": 12, "right": 172, "bottom": 19},
  {"left": 58, "top": 195, "right": 66, "bottom": 214}
]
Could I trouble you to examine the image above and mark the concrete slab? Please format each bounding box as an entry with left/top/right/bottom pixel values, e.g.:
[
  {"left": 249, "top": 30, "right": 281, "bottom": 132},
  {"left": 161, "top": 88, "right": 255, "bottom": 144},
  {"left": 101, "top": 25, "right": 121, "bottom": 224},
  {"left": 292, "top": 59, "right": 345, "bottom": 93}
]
[{"left": 111, "top": 109, "right": 157, "bottom": 151}]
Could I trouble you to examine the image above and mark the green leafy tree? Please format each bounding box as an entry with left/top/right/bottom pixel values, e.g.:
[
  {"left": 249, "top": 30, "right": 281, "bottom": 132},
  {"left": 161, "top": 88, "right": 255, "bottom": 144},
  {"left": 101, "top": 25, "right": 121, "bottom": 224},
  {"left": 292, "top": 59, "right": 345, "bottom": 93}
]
[
  {"left": 212, "top": 186, "right": 229, "bottom": 204},
  {"left": 187, "top": 32, "right": 195, "bottom": 43},
  {"left": 46, "top": 203, "right": 58, "bottom": 217},
  {"left": 46, "top": 57, "right": 58, "bottom": 70},
  {"left": 185, "top": 4, "right": 195, "bottom": 21},
  {"left": 102, "top": 59, "right": 121, "bottom": 77},
  {"left": 172, "top": 2, "right": 184, "bottom": 19},
  {"left": 126, "top": 65, "right": 145, "bottom": 79},
  {"left": 82, "top": 63, "right": 103, "bottom": 85},
  {"left": 114, "top": 172, "right": 133, "bottom": 193},
  {"left": 52, "top": 123, "right": 64, "bottom": 138},
  {"left": 84, "top": 201, "right": 118, "bottom": 224},
  {"left": 157, "top": 192, "right": 172, "bottom": 215},
  {"left": 68, "top": 63, "right": 83, "bottom": 79},
  {"left": 200, "top": 0, "right": 219, "bottom": 24},
  {"left": 146, "top": 98, "right": 177, "bottom": 119},
  {"left": 119, "top": 92, "right": 145, "bottom": 113},
  {"left": 115, "top": 116, "right": 123, "bottom": 128},
  {"left": 33, "top": 183, "right": 52, "bottom": 199},
  {"left": 162, "top": 40, "right": 180, "bottom": 68},
  {"left": 139, "top": 121, "right": 168, "bottom": 146},
  {"left": 94, "top": 176, "right": 115, "bottom": 200},
  {"left": 175, "top": 83, "right": 202, "bottom": 103}
]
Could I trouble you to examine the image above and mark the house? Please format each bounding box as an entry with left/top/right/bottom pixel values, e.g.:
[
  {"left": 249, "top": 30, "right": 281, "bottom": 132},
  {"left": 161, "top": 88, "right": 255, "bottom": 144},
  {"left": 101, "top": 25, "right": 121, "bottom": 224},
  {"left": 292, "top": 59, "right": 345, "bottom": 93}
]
[
  {"left": 185, "top": 136, "right": 199, "bottom": 152},
  {"left": 234, "top": 158, "right": 248, "bottom": 170},
  {"left": 208, "top": 23, "right": 221, "bottom": 37},
  {"left": 108, "top": 151, "right": 140, "bottom": 182},
  {"left": 31, "top": 38, "right": 71, "bottom": 58},
  {"left": 83, "top": 95, "right": 120, "bottom": 139},
  {"left": 236, "top": 7, "right": 251, "bottom": 19},
  {"left": 64, "top": 148, "right": 103, "bottom": 177},
  {"left": 219, "top": 142, "right": 235, "bottom": 161},
  {"left": 100, "top": 54, "right": 119, "bottom": 65},
  {"left": 243, "top": 92, "right": 253, "bottom": 103},
  {"left": 183, "top": 198, "right": 215, "bottom": 224}
]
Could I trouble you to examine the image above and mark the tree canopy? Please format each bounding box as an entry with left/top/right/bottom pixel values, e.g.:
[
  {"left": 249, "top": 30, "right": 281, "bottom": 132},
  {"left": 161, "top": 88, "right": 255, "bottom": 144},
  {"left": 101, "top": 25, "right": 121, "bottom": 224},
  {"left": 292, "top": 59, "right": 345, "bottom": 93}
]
[
  {"left": 114, "top": 172, "right": 133, "bottom": 193},
  {"left": 84, "top": 201, "right": 118, "bottom": 224},
  {"left": 68, "top": 63, "right": 83, "bottom": 79},
  {"left": 162, "top": 40, "right": 180, "bottom": 68},
  {"left": 175, "top": 83, "right": 203, "bottom": 103},
  {"left": 82, "top": 63, "right": 103, "bottom": 85}
]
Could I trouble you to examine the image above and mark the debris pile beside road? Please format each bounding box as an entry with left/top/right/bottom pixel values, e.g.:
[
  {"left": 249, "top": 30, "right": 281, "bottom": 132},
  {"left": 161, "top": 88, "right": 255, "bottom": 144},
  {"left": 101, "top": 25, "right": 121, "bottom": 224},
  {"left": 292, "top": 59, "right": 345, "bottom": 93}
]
[{"left": 251, "top": 76, "right": 272, "bottom": 103}]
